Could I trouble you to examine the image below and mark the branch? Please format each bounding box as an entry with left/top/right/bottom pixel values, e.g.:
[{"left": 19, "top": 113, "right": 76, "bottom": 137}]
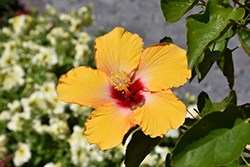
[
  {"left": 233, "top": 0, "right": 250, "bottom": 12},
  {"left": 234, "top": 20, "right": 250, "bottom": 30},
  {"left": 200, "top": 0, "right": 206, "bottom": 5}
]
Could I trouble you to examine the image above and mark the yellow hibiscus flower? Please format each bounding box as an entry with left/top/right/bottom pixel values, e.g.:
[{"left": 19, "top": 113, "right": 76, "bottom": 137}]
[{"left": 56, "top": 27, "right": 191, "bottom": 150}]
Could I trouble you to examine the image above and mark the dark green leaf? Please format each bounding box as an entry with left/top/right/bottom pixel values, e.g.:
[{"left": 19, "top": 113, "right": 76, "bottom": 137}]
[
  {"left": 186, "top": 0, "right": 245, "bottom": 69},
  {"left": 213, "top": 90, "right": 237, "bottom": 111},
  {"left": 194, "top": 49, "right": 221, "bottom": 81},
  {"left": 122, "top": 126, "right": 138, "bottom": 145},
  {"left": 197, "top": 91, "right": 213, "bottom": 116},
  {"left": 165, "top": 153, "right": 171, "bottom": 167},
  {"left": 125, "top": 130, "right": 161, "bottom": 167},
  {"left": 160, "top": 0, "right": 199, "bottom": 23},
  {"left": 184, "top": 118, "right": 197, "bottom": 126},
  {"left": 194, "top": 27, "right": 233, "bottom": 81},
  {"left": 225, "top": 160, "right": 240, "bottom": 167},
  {"left": 217, "top": 48, "right": 235, "bottom": 89},
  {"left": 172, "top": 104, "right": 250, "bottom": 167},
  {"left": 238, "top": 28, "right": 250, "bottom": 57},
  {"left": 239, "top": 103, "right": 250, "bottom": 118},
  {"left": 159, "top": 36, "right": 173, "bottom": 44}
]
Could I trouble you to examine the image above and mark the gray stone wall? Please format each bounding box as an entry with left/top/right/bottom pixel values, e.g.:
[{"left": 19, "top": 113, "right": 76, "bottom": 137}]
[{"left": 19, "top": 0, "right": 250, "bottom": 104}]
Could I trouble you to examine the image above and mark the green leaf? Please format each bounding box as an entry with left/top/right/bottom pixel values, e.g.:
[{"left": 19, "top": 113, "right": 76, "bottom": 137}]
[
  {"left": 165, "top": 153, "right": 171, "bottom": 167},
  {"left": 213, "top": 90, "right": 237, "bottom": 111},
  {"left": 239, "top": 103, "right": 250, "bottom": 118},
  {"left": 197, "top": 91, "right": 213, "bottom": 116},
  {"left": 159, "top": 36, "right": 173, "bottom": 44},
  {"left": 194, "top": 49, "right": 221, "bottom": 81},
  {"left": 160, "top": 0, "right": 199, "bottom": 23},
  {"left": 122, "top": 126, "right": 139, "bottom": 145},
  {"left": 172, "top": 104, "right": 250, "bottom": 167},
  {"left": 217, "top": 48, "right": 235, "bottom": 89},
  {"left": 225, "top": 160, "right": 240, "bottom": 167},
  {"left": 238, "top": 28, "right": 250, "bottom": 57},
  {"left": 194, "top": 27, "right": 233, "bottom": 81},
  {"left": 125, "top": 130, "right": 161, "bottom": 167},
  {"left": 186, "top": 0, "right": 245, "bottom": 69}
]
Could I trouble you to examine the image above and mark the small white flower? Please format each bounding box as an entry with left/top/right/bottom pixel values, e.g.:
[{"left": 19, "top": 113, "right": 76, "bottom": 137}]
[
  {"left": 70, "top": 145, "right": 89, "bottom": 166},
  {"left": 32, "top": 47, "right": 58, "bottom": 68},
  {"left": 1, "top": 27, "right": 12, "bottom": 36},
  {"left": 7, "top": 100, "right": 21, "bottom": 114},
  {"left": 46, "top": 4, "right": 57, "bottom": 15},
  {"left": 88, "top": 145, "right": 104, "bottom": 162},
  {"left": 155, "top": 145, "right": 170, "bottom": 160},
  {"left": 44, "top": 162, "right": 55, "bottom": 167},
  {"left": 69, "top": 103, "right": 92, "bottom": 118},
  {"left": 48, "top": 117, "right": 69, "bottom": 140},
  {"left": 0, "top": 110, "right": 11, "bottom": 121},
  {"left": 141, "top": 154, "right": 158, "bottom": 166},
  {"left": 59, "top": 13, "right": 71, "bottom": 22},
  {"left": 69, "top": 18, "right": 81, "bottom": 33},
  {"left": 44, "top": 161, "right": 62, "bottom": 167},
  {"left": 22, "top": 41, "right": 41, "bottom": 50},
  {"left": 0, "top": 135, "right": 8, "bottom": 158},
  {"left": 46, "top": 92, "right": 66, "bottom": 115},
  {"left": 21, "top": 91, "right": 47, "bottom": 115},
  {"left": 67, "top": 125, "right": 102, "bottom": 166},
  {"left": 32, "top": 119, "right": 50, "bottom": 134},
  {"left": 73, "top": 43, "right": 89, "bottom": 67},
  {"left": 0, "top": 40, "right": 19, "bottom": 68},
  {"left": 78, "top": 6, "right": 88, "bottom": 15},
  {"left": 9, "top": 15, "right": 33, "bottom": 35},
  {"left": 68, "top": 125, "right": 88, "bottom": 148},
  {"left": 13, "top": 143, "right": 31, "bottom": 166},
  {"left": 165, "top": 129, "right": 180, "bottom": 138},
  {"left": 77, "top": 31, "right": 92, "bottom": 43},
  {"left": 30, "top": 23, "right": 53, "bottom": 36},
  {"left": 38, "top": 81, "right": 56, "bottom": 95},
  {"left": 0, "top": 65, "right": 25, "bottom": 91},
  {"left": 7, "top": 112, "right": 26, "bottom": 132},
  {"left": 186, "top": 104, "right": 200, "bottom": 119}
]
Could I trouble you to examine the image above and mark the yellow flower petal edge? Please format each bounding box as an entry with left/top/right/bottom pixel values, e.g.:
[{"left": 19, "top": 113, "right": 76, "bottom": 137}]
[
  {"left": 133, "top": 89, "right": 186, "bottom": 138},
  {"left": 84, "top": 102, "right": 136, "bottom": 150},
  {"left": 134, "top": 43, "right": 191, "bottom": 91},
  {"left": 56, "top": 66, "right": 113, "bottom": 109},
  {"left": 94, "top": 27, "right": 143, "bottom": 76}
]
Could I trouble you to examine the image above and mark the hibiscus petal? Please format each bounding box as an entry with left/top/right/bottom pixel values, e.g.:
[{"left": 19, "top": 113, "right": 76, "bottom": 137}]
[
  {"left": 133, "top": 89, "right": 186, "bottom": 138},
  {"left": 84, "top": 102, "right": 136, "bottom": 150},
  {"left": 134, "top": 43, "right": 191, "bottom": 91},
  {"left": 56, "top": 66, "right": 113, "bottom": 108},
  {"left": 94, "top": 27, "right": 143, "bottom": 76}
]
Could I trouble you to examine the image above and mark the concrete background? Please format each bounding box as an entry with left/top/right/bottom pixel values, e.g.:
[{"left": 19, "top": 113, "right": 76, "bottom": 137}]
[{"left": 19, "top": 0, "right": 250, "bottom": 105}]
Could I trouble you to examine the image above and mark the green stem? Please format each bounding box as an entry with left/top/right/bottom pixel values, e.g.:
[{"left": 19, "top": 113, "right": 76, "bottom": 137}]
[
  {"left": 234, "top": 20, "right": 250, "bottom": 31},
  {"left": 232, "top": 45, "right": 241, "bottom": 52},
  {"left": 243, "top": 13, "right": 250, "bottom": 26},
  {"left": 240, "top": 154, "right": 250, "bottom": 166}
]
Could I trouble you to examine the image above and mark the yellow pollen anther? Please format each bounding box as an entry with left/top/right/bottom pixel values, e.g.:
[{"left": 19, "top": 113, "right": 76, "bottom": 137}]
[{"left": 111, "top": 69, "right": 131, "bottom": 91}]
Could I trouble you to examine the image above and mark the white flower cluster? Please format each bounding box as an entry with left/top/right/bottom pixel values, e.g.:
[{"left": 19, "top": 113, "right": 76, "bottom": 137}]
[
  {"left": 0, "top": 135, "right": 7, "bottom": 159},
  {"left": 67, "top": 125, "right": 104, "bottom": 166},
  {"left": 13, "top": 143, "right": 31, "bottom": 166},
  {"left": 0, "top": 3, "right": 96, "bottom": 167}
]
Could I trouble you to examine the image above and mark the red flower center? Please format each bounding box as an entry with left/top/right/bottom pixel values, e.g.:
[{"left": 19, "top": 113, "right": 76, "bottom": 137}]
[{"left": 111, "top": 79, "right": 145, "bottom": 110}]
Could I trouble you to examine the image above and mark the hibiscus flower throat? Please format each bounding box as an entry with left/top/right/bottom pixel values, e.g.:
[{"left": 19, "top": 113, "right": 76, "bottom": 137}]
[{"left": 110, "top": 69, "right": 145, "bottom": 110}]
